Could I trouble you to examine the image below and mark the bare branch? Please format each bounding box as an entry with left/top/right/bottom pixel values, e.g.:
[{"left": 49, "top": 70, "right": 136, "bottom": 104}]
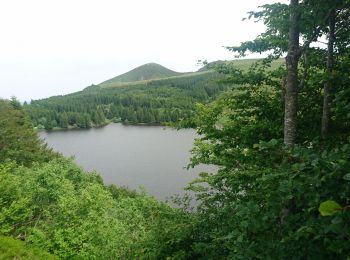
[
  {"left": 297, "top": 26, "right": 323, "bottom": 56},
  {"left": 298, "top": 51, "right": 308, "bottom": 90}
]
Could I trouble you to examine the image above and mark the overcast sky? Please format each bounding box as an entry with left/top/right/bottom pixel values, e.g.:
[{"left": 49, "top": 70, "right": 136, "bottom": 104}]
[{"left": 0, "top": 0, "right": 282, "bottom": 101}]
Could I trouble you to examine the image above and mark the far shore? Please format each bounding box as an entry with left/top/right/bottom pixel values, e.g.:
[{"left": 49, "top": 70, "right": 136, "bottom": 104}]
[{"left": 36, "top": 121, "right": 167, "bottom": 132}]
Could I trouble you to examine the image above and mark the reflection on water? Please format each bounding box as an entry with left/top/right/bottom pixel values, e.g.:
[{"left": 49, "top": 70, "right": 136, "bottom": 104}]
[{"left": 40, "top": 123, "right": 215, "bottom": 201}]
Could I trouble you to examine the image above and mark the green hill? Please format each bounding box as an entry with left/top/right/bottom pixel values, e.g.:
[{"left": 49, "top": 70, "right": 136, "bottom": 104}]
[
  {"left": 25, "top": 58, "right": 284, "bottom": 130},
  {"left": 27, "top": 68, "right": 225, "bottom": 129},
  {"left": 97, "top": 59, "right": 284, "bottom": 89},
  {"left": 100, "top": 63, "right": 184, "bottom": 87}
]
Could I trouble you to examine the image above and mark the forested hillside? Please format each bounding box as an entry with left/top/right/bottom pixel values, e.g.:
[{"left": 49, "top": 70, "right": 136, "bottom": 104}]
[
  {"left": 25, "top": 66, "right": 228, "bottom": 130},
  {"left": 24, "top": 59, "right": 285, "bottom": 131}
]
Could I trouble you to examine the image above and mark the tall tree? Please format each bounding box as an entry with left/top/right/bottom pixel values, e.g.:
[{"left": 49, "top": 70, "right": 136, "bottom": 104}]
[
  {"left": 284, "top": 0, "right": 301, "bottom": 146},
  {"left": 320, "top": 0, "right": 350, "bottom": 137},
  {"left": 321, "top": 8, "right": 336, "bottom": 138}
]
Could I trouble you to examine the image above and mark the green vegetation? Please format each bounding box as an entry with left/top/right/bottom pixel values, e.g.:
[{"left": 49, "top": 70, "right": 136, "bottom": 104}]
[
  {"left": 100, "top": 62, "right": 183, "bottom": 86},
  {"left": 185, "top": 90, "right": 350, "bottom": 258},
  {"left": 0, "top": 99, "right": 195, "bottom": 258},
  {"left": 0, "top": 98, "right": 57, "bottom": 166},
  {"left": 25, "top": 70, "right": 227, "bottom": 130},
  {"left": 179, "top": 0, "right": 350, "bottom": 258},
  {"left": 0, "top": 236, "right": 55, "bottom": 259},
  {"left": 1, "top": 0, "right": 350, "bottom": 258},
  {"left": 25, "top": 59, "right": 286, "bottom": 131},
  {"left": 24, "top": 61, "right": 261, "bottom": 130}
]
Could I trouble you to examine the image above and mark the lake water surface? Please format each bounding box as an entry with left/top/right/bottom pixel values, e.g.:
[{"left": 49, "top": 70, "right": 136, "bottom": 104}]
[{"left": 40, "top": 123, "right": 213, "bottom": 201}]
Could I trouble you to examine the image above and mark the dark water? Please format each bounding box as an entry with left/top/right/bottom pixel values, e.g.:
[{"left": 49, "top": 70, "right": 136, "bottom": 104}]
[{"left": 40, "top": 123, "right": 214, "bottom": 201}]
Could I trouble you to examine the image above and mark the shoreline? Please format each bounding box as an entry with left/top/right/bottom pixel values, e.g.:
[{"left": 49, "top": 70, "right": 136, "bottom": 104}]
[{"left": 36, "top": 121, "right": 167, "bottom": 132}]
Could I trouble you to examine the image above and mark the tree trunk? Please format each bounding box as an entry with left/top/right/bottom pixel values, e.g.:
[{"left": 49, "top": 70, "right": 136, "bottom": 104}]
[
  {"left": 321, "top": 9, "right": 335, "bottom": 138},
  {"left": 284, "top": 0, "right": 300, "bottom": 146}
]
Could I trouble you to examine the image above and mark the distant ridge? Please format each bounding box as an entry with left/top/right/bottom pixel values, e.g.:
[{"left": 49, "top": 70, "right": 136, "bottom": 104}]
[
  {"left": 198, "top": 58, "right": 284, "bottom": 72},
  {"left": 100, "top": 63, "right": 184, "bottom": 86}
]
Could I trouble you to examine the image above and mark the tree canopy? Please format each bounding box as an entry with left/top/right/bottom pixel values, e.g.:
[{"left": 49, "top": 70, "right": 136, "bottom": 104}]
[{"left": 181, "top": 0, "right": 350, "bottom": 258}]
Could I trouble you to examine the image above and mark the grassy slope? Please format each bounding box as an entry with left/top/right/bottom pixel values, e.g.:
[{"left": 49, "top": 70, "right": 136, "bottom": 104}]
[
  {"left": 100, "top": 63, "right": 184, "bottom": 87},
  {"left": 99, "top": 58, "right": 284, "bottom": 90},
  {"left": 199, "top": 58, "right": 284, "bottom": 71},
  {"left": 99, "top": 70, "right": 214, "bottom": 89}
]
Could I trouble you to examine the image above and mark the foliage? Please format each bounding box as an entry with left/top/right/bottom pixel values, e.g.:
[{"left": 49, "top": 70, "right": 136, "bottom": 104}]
[
  {"left": 176, "top": 0, "right": 350, "bottom": 258},
  {"left": 0, "top": 159, "right": 194, "bottom": 259},
  {"left": 187, "top": 134, "right": 350, "bottom": 258},
  {"left": 0, "top": 99, "right": 57, "bottom": 166},
  {"left": 319, "top": 200, "right": 342, "bottom": 216},
  {"left": 0, "top": 99, "right": 195, "bottom": 259},
  {"left": 0, "top": 236, "right": 55, "bottom": 259}
]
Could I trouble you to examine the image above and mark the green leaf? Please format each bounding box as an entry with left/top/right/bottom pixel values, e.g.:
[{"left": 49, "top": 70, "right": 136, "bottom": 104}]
[
  {"left": 343, "top": 173, "right": 350, "bottom": 181},
  {"left": 269, "top": 139, "right": 278, "bottom": 146},
  {"left": 319, "top": 200, "right": 342, "bottom": 216}
]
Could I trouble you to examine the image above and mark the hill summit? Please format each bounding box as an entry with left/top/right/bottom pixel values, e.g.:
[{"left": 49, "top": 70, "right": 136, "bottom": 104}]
[{"left": 100, "top": 63, "right": 183, "bottom": 86}]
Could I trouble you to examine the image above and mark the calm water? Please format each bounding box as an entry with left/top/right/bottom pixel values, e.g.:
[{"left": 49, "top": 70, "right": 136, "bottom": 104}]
[{"left": 40, "top": 123, "right": 214, "bottom": 201}]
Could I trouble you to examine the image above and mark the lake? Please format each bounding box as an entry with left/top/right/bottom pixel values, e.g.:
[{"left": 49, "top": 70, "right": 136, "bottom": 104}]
[{"left": 40, "top": 123, "right": 214, "bottom": 201}]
